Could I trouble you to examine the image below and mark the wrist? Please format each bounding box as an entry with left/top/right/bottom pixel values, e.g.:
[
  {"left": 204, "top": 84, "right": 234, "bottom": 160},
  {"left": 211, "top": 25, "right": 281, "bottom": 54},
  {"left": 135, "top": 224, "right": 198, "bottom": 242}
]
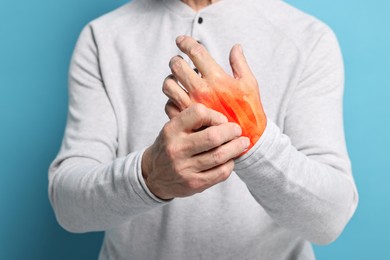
[
  {"left": 241, "top": 110, "right": 267, "bottom": 152},
  {"left": 141, "top": 147, "right": 152, "bottom": 181},
  {"left": 141, "top": 147, "right": 174, "bottom": 201}
]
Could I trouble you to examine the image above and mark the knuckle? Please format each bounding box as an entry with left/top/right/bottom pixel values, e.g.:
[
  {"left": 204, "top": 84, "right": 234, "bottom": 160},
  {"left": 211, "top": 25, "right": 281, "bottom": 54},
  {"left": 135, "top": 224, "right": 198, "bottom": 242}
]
[
  {"left": 251, "top": 77, "right": 259, "bottom": 86},
  {"left": 244, "top": 75, "right": 258, "bottom": 87},
  {"left": 164, "top": 105, "right": 171, "bottom": 117},
  {"left": 227, "top": 160, "right": 235, "bottom": 169},
  {"left": 165, "top": 108, "right": 176, "bottom": 120},
  {"left": 211, "top": 148, "right": 225, "bottom": 165},
  {"left": 175, "top": 95, "right": 186, "bottom": 109},
  {"left": 189, "top": 44, "right": 205, "bottom": 58},
  {"left": 162, "top": 78, "right": 173, "bottom": 94},
  {"left": 196, "top": 88, "right": 212, "bottom": 102},
  {"left": 206, "top": 129, "right": 221, "bottom": 147},
  {"left": 164, "top": 100, "right": 173, "bottom": 113},
  {"left": 220, "top": 164, "right": 233, "bottom": 181},
  {"left": 161, "top": 122, "right": 172, "bottom": 138},
  {"left": 186, "top": 178, "right": 202, "bottom": 191},
  {"left": 180, "top": 139, "right": 193, "bottom": 154},
  {"left": 248, "top": 79, "right": 258, "bottom": 88},
  {"left": 197, "top": 81, "right": 209, "bottom": 90},
  {"left": 170, "top": 58, "right": 183, "bottom": 74},
  {"left": 197, "top": 87, "right": 212, "bottom": 100},
  {"left": 212, "top": 71, "right": 224, "bottom": 81},
  {"left": 192, "top": 103, "right": 207, "bottom": 118},
  {"left": 165, "top": 143, "right": 178, "bottom": 159}
]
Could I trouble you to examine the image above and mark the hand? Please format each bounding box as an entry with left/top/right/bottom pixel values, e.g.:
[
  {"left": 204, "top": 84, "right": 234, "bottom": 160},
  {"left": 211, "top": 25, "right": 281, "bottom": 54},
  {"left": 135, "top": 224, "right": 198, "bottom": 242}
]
[
  {"left": 142, "top": 104, "right": 250, "bottom": 200},
  {"left": 163, "top": 36, "right": 267, "bottom": 151}
]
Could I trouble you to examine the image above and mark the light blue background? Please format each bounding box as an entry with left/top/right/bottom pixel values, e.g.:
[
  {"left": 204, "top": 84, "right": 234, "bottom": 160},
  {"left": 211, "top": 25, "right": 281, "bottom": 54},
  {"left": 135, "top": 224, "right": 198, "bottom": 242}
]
[{"left": 0, "top": 0, "right": 389, "bottom": 259}]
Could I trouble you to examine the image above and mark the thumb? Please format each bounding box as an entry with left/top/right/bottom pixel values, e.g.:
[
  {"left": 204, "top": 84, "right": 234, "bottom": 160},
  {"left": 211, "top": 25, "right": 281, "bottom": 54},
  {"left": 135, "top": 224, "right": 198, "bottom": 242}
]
[{"left": 229, "top": 44, "right": 256, "bottom": 82}]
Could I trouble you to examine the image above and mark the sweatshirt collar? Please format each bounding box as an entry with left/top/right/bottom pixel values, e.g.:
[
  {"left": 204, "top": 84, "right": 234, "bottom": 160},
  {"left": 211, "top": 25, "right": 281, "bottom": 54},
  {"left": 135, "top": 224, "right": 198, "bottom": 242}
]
[{"left": 161, "top": 0, "right": 238, "bottom": 18}]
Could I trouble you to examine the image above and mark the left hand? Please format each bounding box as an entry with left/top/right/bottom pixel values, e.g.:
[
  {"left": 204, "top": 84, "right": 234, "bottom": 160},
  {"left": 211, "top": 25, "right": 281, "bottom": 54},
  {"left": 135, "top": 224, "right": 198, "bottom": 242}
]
[{"left": 163, "top": 35, "right": 267, "bottom": 151}]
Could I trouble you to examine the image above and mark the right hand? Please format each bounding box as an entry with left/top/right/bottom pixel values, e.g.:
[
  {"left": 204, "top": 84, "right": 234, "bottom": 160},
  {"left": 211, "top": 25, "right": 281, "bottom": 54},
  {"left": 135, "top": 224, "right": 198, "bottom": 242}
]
[{"left": 141, "top": 103, "right": 250, "bottom": 200}]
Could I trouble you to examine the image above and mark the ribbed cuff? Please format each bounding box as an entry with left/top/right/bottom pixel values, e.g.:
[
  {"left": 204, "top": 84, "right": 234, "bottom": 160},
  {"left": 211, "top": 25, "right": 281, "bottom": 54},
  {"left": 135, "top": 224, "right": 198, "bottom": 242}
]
[
  {"left": 126, "top": 149, "right": 170, "bottom": 206},
  {"left": 136, "top": 148, "right": 172, "bottom": 204}
]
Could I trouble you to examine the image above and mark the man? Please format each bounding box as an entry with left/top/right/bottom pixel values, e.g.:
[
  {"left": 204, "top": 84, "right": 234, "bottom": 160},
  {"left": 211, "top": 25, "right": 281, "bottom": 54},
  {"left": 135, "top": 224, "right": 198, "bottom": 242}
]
[{"left": 49, "top": 0, "right": 358, "bottom": 259}]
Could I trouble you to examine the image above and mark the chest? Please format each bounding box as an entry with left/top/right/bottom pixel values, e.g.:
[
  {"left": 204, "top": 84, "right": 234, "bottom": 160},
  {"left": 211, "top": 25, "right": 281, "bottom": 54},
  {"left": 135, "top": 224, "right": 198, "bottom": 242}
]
[{"left": 99, "top": 13, "right": 303, "bottom": 154}]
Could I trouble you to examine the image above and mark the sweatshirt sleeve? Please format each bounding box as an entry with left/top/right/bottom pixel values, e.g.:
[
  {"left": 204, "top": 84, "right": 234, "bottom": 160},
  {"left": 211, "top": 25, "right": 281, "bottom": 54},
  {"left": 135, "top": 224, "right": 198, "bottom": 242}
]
[
  {"left": 48, "top": 25, "right": 167, "bottom": 233},
  {"left": 234, "top": 30, "right": 358, "bottom": 245}
]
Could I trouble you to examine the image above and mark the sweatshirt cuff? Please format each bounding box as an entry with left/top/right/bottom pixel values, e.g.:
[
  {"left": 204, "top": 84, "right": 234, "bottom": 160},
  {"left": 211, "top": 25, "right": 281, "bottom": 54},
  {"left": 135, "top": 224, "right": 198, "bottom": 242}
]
[
  {"left": 137, "top": 148, "right": 171, "bottom": 204},
  {"left": 127, "top": 149, "right": 170, "bottom": 205},
  {"left": 234, "top": 118, "right": 279, "bottom": 171}
]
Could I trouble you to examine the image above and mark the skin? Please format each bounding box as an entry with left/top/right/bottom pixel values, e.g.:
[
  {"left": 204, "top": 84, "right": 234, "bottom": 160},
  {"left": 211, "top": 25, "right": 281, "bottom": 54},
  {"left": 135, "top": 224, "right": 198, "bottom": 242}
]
[
  {"left": 141, "top": 1, "right": 266, "bottom": 200},
  {"left": 164, "top": 37, "right": 267, "bottom": 149},
  {"left": 180, "top": 0, "right": 219, "bottom": 11},
  {"left": 142, "top": 103, "right": 248, "bottom": 200}
]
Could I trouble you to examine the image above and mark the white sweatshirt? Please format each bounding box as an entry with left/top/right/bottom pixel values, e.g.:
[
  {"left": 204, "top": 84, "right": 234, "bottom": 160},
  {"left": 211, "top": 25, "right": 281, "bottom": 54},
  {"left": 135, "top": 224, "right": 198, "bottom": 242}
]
[{"left": 49, "top": 0, "right": 358, "bottom": 259}]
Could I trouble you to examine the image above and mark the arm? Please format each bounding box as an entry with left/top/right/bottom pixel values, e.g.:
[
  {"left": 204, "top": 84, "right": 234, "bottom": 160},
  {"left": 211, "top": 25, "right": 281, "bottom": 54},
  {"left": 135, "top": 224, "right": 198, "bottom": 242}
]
[
  {"left": 49, "top": 26, "right": 248, "bottom": 232},
  {"left": 235, "top": 31, "right": 358, "bottom": 245},
  {"left": 164, "top": 34, "right": 358, "bottom": 245},
  {"left": 48, "top": 25, "right": 166, "bottom": 233}
]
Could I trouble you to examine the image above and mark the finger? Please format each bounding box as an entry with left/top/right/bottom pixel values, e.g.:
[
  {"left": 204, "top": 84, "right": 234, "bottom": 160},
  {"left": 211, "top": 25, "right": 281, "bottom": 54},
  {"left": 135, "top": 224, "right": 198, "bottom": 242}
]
[
  {"left": 165, "top": 100, "right": 181, "bottom": 119},
  {"left": 173, "top": 160, "right": 234, "bottom": 197},
  {"left": 229, "top": 44, "right": 256, "bottom": 83},
  {"left": 190, "top": 136, "right": 250, "bottom": 171},
  {"left": 185, "top": 122, "right": 243, "bottom": 155},
  {"left": 173, "top": 103, "right": 228, "bottom": 132},
  {"left": 169, "top": 56, "right": 208, "bottom": 93},
  {"left": 162, "top": 74, "right": 192, "bottom": 111},
  {"left": 196, "top": 160, "right": 235, "bottom": 190},
  {"left": 176, "top": 35, "right": 225, "bottom": 78}
]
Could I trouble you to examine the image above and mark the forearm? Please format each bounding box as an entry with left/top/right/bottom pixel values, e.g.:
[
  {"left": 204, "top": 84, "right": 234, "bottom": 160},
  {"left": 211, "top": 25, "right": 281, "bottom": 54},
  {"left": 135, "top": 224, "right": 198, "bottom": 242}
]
[
  {"left": 49, "top": 150, "right": 166, "bottom": 233},
  {"left": 234, "top": 120, "right": 358, "bottom": 245}
]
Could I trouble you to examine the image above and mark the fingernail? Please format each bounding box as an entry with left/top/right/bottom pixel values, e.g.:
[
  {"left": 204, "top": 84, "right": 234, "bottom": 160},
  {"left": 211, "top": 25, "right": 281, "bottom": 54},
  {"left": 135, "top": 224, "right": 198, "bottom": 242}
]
[
  {"left": 176, "top": 35, "right": 185, "bottom": 44},
  {"left": 234, "top": 124, "right": 242, "bottom": 135},
  {"left": 242, "top": 137, "right": 250, "bottom": 149}
]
